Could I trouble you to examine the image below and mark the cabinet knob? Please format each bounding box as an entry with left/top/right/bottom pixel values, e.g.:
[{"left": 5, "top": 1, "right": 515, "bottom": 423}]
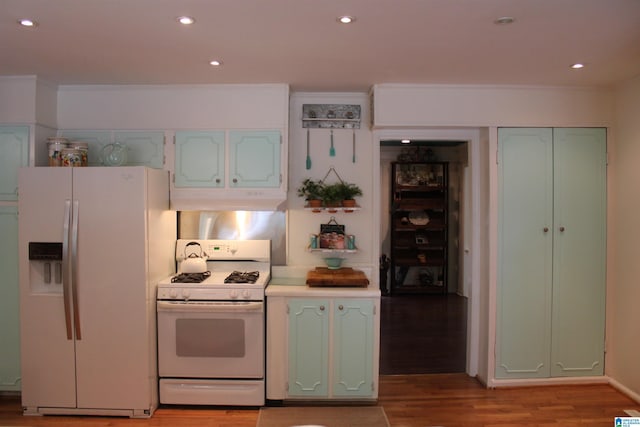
[
  {"left": 543, "top": 227, "right": 549, "bottom": 233},
  {"left": 338, "top": 304, "right": 344, "bottom": 311},
  {"left": 232, "top": 178, "right": 238, "bottom": 184},
  {"left": 559, "top": 226, "right": 565, "bottom": 232},
  {"left": 215, "top": 178, "right": 221, "bottom": 184},
  {"left": 319, "top": 305, "right": 325, "bottom": 311}
]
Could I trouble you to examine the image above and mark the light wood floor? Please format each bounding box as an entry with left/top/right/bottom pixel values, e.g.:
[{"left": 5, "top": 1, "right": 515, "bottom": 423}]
[{"left": 1, "top": 374, "right": 638, "bottom": 426}]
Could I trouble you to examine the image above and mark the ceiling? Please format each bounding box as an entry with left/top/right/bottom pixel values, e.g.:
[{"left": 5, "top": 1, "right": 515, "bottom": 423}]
[{"left": 2, "top": 0, "right": 640, "bottom": 92}]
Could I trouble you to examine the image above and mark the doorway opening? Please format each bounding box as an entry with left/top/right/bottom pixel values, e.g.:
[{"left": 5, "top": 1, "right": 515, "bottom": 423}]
[{"left": 379, "top": 140, "right": 469, "bottom": 374}]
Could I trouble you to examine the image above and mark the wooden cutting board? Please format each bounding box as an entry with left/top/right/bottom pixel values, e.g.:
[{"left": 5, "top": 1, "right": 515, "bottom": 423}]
[{"left": 306, "top": 267, "right": 370, "bottom": 287}]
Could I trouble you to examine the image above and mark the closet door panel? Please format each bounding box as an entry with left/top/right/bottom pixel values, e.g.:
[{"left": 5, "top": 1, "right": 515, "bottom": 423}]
[
  {"left": 551, "top": 128, "right": 606, "bottom": 377},
  {"left": 496, "top": 128, "right": 554, "bottom": 378}
]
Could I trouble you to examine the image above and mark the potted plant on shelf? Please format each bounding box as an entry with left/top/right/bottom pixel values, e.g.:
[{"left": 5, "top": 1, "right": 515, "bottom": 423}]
[
  {"left": 336, "top": 182, "right": 363, "bottom": 211},
  {"left": 297, "top": 178, "right": 325, "bottom": 211},
  {"left": 320, "top": 182, "right": 344, "bottom": 212}
]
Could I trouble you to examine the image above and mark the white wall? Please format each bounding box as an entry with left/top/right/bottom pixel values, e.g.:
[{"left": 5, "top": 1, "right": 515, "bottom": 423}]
[
  {"left": 607, "top": 75, "right": 640, "bottom": 400},
  {"left": 56, "top": 84, "right": 289, "bottom": 130},
  {"left": 372, "top": 84, "right": 614, "bottom": 127},
  {"left": 0, "top": 76, "right": 37, "bottom": 124},
  {"left": 285, "top": 92, "right": 375, "bottom": 278}
]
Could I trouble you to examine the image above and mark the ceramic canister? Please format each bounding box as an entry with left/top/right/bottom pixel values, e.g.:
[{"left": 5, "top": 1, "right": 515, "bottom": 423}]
[
  {"left": 47, "top": 137, "right": 69, "bottom": 166},
  {"left": 61, "top": 148, "right": 83, "bottom": 167},
  {"left": 68, "top": 141, "right": 89, "bottom": 166}
]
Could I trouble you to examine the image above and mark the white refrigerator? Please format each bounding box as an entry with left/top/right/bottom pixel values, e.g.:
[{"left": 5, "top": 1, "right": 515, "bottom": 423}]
[{"left": 18, "top": 166, "right": 176, "bottom": 418}]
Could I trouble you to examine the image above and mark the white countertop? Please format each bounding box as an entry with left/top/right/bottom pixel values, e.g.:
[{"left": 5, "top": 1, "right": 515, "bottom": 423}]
[{"left": 266, "top": 281, "right": 381, "bottom": 298}]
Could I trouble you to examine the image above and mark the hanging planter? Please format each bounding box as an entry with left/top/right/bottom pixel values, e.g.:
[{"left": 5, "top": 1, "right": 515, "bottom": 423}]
[{"left": 297, "top": 167, "right": 363, "bottom": 212}]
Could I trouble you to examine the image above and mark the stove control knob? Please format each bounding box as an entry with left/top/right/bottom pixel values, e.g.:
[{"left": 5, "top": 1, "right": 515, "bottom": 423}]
[
  {"left": 242, "top": 290, "right": 251, "bottom": 299},
  {"left": 230, "top": 290, "right": 239, "bottom": 299},
  {"left": 181, "top": 290, "right": 191, "bottom": 300},
  {"left": 169, "top": 289, "right": 178, "bottom": 299}
]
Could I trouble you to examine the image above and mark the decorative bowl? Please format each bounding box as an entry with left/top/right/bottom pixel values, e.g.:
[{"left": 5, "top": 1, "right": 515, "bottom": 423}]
[{"left": 323, "top": 257, "right": 344, "bottom": 269}]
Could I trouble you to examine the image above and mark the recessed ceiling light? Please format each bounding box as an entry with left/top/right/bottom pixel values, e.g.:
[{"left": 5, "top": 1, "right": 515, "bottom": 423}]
[
  {"left": 177, "top": 16, "right": 195, "bottom": 25},
  {"left": 571, "top": 63, "right": 585, "bottom": 69},
  {"left": 401, "top": 139, "right": 411, "bottom": 144},
  {"left": 337, "top": 15, "right": 356, "bottom": 24},
  {"left": 18, "top": 18, "right": 38, "bottom": 28},
  {"left": 209, "top": 60, "right": 223, "bottom": 67},
  {"left": 494, "top": 16, "right": 515, "bottom": 25}
]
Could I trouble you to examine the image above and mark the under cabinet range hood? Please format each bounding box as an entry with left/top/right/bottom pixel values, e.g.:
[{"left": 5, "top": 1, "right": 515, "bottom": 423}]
[{"left": 170, "top": 188, "right": 287, "bottom": 211}]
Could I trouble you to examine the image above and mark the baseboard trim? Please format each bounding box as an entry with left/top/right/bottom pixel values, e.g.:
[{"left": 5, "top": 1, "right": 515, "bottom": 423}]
[
  {"left": 608, "top": 376, "right": 640, "bottom": 405},
  {"left": 488, "top": 376, "right": 609, "bottom": 388}
]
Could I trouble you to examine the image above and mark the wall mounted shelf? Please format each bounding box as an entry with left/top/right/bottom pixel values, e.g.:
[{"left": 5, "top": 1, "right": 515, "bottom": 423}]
[{"left": 302, "top": 104, "right": 361, "bottom": 129}]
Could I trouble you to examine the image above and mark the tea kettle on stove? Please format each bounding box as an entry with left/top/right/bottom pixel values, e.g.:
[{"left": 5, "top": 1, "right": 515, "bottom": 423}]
[{"left": 180, "top": 242, "right": 209, "bottom": 273}]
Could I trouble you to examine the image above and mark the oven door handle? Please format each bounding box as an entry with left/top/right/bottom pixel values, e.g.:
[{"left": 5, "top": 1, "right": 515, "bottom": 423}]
[{"left": 157, "top": 300, "right": 263, "bottom": 313}]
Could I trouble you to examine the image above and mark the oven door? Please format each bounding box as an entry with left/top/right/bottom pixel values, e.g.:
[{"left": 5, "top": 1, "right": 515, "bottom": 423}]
[{"left": 157, "top": 300, "right": 264, "bottom": 379}]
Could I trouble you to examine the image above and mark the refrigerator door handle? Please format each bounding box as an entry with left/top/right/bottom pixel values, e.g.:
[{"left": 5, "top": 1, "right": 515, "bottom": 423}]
[
  {"left": 71, "top": 200, "right": 82, "bottom": 340},
  {"left": 62, "top": 200, "right": 73, "bottom": 340}
]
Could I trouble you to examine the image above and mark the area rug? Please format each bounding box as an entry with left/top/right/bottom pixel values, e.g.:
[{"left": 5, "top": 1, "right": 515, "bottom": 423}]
[{"left": 257, "top": 406, "right": 390, "bottom": 427}]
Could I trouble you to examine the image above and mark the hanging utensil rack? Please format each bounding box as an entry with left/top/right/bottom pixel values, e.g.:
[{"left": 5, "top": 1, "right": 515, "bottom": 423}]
[{"left": 302, "top": 104, "right": 361, "bottom": 129}]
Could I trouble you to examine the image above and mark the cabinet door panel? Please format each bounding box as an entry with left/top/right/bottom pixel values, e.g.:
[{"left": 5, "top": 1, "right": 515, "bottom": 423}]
[
  {"left": 551, "top": 128, "right": 606, "bottom": 376},
  {"left": 332, "top": 299, "right": 374, "bottom": 397},
  {"left": 0, "top": 207, "right": 20, "bottom": 391},
  {"left": 114, "top": 131, "right": 164, "bottom": 169},
  {"left": 288, "top": 299, "right": 329, "bottom": 397},
  {"left": 229, "top": 131, "right": 280, "bottom": 188},
  {"left": 175, "top": 131, "right": 225, "bottom": 187},
  {"left": 0, "top": 126, "right": 29, "bottom": 201},
  {"left": 496, "top": 128, "right": 553, "bottom": 378}
]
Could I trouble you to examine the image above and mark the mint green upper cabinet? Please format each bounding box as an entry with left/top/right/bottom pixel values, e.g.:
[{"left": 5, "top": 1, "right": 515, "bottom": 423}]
[
  {"left": 229, "top": 131, "right": 281, "bottom": 188},
  {"left": 332, "top": 299, "right": 375, "bottom": 397},
  {"left": 114, "top": 131, "right": 164, "bottom": 169},
  {"left": 497, "top": 127, "right": 606, "bottom": 379},
  {"left": 174, "top": 131, "right": 225, "bottom": 188},
  {"left": 58, "top": 130, "right": 110, "bottom": 166},
  {"left": 0, "top": 126, "right": 29, "bottom": 201},
  {"left": 0, "top": 206, "right": 20, "bottom": 391},
  {"left": 288, "top": 299, "right": 329, "bottom": 397},
  {"left": 58, "top": 130, "right": 164, "bottom": 168}
]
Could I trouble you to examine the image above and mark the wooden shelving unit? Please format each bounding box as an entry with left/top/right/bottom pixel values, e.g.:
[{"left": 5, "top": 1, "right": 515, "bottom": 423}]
[{"left": 389, "top": 161, "right": 449, "bottom": 295}]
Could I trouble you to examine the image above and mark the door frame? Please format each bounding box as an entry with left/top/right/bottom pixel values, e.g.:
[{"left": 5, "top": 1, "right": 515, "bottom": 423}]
[{"left": 372, "top": 128, "right": 487, "bottom": 377}]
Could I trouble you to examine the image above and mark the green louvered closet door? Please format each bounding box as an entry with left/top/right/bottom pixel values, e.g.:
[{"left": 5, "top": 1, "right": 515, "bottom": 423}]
[{"left": 497, "top": 127, "right": 606, "bottom": 379}]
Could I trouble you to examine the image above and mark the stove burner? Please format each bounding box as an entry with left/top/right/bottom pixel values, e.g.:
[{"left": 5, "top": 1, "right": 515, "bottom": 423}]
[
  {"left": 171, "top": 271, "right": 211, "bottom": 283},
  {"left": 224, "top": 271, "right": 260, "bottom": 284}
]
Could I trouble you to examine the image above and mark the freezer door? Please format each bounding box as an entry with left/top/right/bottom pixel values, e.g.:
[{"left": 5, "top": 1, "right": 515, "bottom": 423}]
[{"left": 19, "top": 167, "right": 77, "bottom": 409}]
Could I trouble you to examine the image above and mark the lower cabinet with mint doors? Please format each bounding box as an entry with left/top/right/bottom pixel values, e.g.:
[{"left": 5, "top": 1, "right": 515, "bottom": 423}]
[{"left": 266, "top": 288, "right": 380, "bottom": 401}]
